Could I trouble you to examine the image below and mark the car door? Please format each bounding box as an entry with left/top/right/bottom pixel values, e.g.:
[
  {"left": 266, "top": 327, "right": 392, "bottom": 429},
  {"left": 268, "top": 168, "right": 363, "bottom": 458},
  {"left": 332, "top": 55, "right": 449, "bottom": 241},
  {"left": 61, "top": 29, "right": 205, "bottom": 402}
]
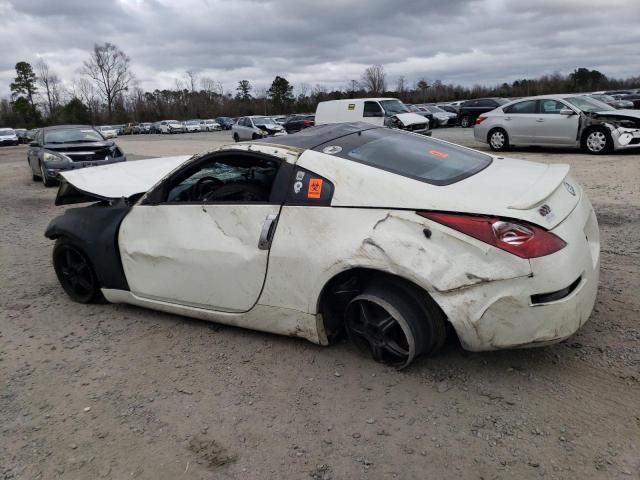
[
  {"left": 236, "top": 118, "right": 249, "bottom": 139},
  {"left": 532, "top": 99, "right": 580, "bottom": 145},
  {"left": 501, "top": 100, "right": 539, "bottom": 144},
  {"left": 118, "top": 151, "right": 287, "bottom": 312}
]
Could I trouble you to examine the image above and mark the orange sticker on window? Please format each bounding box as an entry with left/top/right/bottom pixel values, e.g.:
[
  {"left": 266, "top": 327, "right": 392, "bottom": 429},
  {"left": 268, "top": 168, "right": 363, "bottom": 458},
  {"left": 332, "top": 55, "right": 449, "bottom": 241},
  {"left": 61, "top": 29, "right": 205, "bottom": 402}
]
[
  {"left": 308, "top": 178, "right": 323, "bottom": 199},
  {"left": 429, "top": 150, "right": 449, "bottom": 158}
]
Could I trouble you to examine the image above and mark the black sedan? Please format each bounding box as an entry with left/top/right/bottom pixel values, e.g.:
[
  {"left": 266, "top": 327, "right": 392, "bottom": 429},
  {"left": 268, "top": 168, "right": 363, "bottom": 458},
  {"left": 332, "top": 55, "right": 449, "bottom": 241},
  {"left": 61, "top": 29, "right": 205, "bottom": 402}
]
[
  {"left": 27, "top": 125, "right": 126, "bottom": 187},
  {"left": 216, "top": 117, "right": 235, "bottom": 130},
  {"left": 283, "top": 115, "right": 315, "bottom": 133}
]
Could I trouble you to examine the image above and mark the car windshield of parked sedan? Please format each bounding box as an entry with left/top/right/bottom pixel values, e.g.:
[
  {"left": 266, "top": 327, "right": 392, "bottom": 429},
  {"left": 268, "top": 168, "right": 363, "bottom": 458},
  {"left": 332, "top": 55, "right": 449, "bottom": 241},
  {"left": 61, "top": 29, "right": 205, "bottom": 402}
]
[
  {"left": 0, "top": 128, "right": 15, "bottom": 136},
  {"left": 564, "top": 96, "right": 615, "bottom": 113},
  {"left": 44, "top": 128, "right": 104, "bottom": 144},
  {"left": 380, "top": 100, "right": 410, "bottom": 116},
  {"left": 327, "top": 128, "right": 492, "bottom": 186},
  {"left": 253, "top": 117, "right": 276, "bottom": 125},
  {"left": 591, "top": 94, "right": 615, "bottom": 103}
]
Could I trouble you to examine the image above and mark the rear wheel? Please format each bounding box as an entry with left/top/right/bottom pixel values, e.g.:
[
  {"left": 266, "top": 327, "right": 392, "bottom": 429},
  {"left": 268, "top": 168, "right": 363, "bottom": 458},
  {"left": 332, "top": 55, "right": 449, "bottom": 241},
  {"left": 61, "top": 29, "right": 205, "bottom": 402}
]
[
  {"left": 582, "top": 127, "right": 612, "bottom": 155},
  {"left": 460, "top": 115, "right": 472, "bottom": 128},
  {"left": 344, "top": 282, "right": 446, "bottom": 369},
  {"left": 488, "top": 128, "right": 509, "bottom": 151},
  {"left": 52, "top": 239, "right": 104, "bottom": 303},
  {"left": 233, "top": 132, "right": 240, "bottom": 142}
]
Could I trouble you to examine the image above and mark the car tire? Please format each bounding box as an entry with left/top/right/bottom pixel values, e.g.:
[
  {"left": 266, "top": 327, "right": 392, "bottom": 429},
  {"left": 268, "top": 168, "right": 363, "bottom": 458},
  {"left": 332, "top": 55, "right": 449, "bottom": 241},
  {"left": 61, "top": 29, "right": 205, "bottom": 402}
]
[
  {"left": 488, "top": 128, "right": 509, "bottom": 152},
  {"left": 233, "top": 133, "right": 240, "bottom": 142},
  {"left": 252, "top": 133, "right": 261, "bottom": 140},
  {"left": 52, "top": 238, "right": 104, "bottom": 304},
  {"left": 344, "top": 282, "right": 446, "bottom": 369},
  {"left": 40, "top": 162, "right": 55, "bottom": 187},
  {"left": 582, "top": 127, "right": 613, "bottom": 155},
  {"left": 460, "top": 115, "right": 472, "bottom": 128}
]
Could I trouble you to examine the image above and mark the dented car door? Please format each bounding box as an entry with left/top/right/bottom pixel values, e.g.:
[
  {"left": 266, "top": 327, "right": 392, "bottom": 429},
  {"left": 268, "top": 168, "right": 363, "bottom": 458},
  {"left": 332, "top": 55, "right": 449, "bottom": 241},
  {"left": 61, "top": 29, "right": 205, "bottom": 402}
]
[{"left": 118, "top": 152, "right": 283, "bottom": 312}]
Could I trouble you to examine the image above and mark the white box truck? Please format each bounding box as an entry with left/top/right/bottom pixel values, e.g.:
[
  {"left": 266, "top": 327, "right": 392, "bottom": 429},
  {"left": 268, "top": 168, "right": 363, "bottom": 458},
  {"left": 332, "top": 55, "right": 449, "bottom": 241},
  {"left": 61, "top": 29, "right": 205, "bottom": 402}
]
[{"left": 315, "top": 98, "right": 431, "bottom": 134}]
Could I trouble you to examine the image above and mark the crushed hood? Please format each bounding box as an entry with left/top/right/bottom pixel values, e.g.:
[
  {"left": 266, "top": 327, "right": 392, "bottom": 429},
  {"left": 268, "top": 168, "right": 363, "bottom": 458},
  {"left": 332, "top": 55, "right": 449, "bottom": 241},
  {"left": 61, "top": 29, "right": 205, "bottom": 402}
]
[
  {"left": 393, "top": 112, "right": 430, "bottom": 126},
  {"left": 55, "top": 155, "right": 191, "bottom": 205}
]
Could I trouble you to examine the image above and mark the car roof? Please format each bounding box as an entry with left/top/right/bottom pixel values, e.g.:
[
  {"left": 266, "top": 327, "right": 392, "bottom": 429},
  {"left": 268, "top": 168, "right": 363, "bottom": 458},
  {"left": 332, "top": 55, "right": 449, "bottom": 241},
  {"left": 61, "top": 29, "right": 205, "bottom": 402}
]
[
  {"left": 44, "top": 124, "right": 93, "bottom": 131},
  {"left": 256, "top": 122, "right": 381, "bottom": 149}
]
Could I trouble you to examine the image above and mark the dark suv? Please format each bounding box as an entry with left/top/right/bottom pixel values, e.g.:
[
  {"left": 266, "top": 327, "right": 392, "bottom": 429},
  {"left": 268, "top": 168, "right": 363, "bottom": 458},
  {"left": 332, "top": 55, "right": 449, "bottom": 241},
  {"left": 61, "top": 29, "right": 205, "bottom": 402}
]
[
  {"left": 283, "top": 115, "right": 315, "bottom": 133},
  {"left": 458, "top": 98, "right": 509, "bottom": 127},
  {"left": 27, "top": 125, "right": 126, "bottom": 187}
]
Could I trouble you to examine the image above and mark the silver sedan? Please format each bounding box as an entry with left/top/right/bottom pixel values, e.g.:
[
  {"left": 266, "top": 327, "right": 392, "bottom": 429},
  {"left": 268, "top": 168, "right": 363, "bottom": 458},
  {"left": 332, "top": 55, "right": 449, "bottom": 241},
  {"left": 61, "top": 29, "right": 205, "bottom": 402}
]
[{"left": 474, "top": 94, "right": 640, "bottom": 154}]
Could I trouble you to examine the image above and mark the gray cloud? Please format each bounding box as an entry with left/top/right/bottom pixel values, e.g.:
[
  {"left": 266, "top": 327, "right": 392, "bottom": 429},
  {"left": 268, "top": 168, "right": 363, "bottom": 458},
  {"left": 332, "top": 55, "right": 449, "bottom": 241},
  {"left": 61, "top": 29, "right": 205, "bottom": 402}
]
[{"left": 1, "top": 0, "right": 639, "bottom": 97}]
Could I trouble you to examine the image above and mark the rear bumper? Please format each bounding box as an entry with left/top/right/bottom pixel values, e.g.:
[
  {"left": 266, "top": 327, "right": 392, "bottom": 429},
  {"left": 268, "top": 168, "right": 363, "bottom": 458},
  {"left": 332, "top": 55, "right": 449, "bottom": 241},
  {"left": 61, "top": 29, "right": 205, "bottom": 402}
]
[{"left": 440, "top": 191, "right": 600, "bottom": 351}]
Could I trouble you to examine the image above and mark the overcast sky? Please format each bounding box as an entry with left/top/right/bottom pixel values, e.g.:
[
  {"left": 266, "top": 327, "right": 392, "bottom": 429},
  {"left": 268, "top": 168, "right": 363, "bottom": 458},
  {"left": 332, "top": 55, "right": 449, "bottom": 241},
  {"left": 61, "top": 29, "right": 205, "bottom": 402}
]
[{"left": 1, "top": 0, "right": 639, "bottom": 97}]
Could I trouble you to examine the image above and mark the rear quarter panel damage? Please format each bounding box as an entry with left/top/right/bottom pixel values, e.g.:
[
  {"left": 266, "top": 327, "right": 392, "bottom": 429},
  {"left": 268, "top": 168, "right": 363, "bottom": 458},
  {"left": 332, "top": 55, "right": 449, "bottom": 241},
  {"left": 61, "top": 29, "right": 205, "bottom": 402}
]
[{"left": 260, "top": 208, "right": 531, "bottom": 327}]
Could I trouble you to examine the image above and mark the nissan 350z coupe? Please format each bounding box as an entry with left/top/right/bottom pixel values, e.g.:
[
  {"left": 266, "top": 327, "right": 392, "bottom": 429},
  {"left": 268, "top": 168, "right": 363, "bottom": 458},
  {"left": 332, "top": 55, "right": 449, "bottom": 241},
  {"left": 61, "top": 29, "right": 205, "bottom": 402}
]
[{"left": 45, "top": 123, "right": 600, "bottom": 368}]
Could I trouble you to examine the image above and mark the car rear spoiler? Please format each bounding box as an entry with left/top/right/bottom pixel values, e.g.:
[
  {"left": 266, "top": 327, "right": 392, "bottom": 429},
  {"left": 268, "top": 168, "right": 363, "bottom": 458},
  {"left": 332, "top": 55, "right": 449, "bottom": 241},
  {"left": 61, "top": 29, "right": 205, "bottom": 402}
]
[{"left": 508, "top": 164, "right": 570, "bottom": 210}]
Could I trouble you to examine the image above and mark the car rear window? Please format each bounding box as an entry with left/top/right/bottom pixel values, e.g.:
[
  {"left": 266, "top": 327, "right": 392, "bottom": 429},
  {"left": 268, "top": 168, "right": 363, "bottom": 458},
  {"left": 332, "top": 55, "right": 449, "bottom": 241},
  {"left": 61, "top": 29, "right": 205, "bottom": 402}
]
[{"left": 313, "top": 128, "right": 492, "bottom": 186}]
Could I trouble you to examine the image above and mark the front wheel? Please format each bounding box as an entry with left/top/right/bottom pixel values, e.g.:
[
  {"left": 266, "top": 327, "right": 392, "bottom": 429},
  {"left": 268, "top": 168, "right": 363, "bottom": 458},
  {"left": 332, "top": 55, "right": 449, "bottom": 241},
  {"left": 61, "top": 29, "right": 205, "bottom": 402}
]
[
  {"left": 582, "top": 128, "right": 613, "bottom": 155},
  {"left": 52, "top": 239, "right": 104, "bottom": 303},
  {"left": 460, "top": 115, "right": 472, "bottom": 128},
  {"left": 344, "top": 283, "right": 446, "bottom": 369},
  {"left": 488, "top": 128, "right": 509, "bottom": 151},
  {"left": 40, "top": 163, "right": 55, "bottom": 187}
]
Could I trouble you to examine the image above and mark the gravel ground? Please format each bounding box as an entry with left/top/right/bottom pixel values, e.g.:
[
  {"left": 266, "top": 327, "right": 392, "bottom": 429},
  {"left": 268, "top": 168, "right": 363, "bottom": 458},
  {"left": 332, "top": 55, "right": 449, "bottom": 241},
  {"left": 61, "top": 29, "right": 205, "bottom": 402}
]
[{"left": 1, "top": 129, "right": 639, "bottom": 479}]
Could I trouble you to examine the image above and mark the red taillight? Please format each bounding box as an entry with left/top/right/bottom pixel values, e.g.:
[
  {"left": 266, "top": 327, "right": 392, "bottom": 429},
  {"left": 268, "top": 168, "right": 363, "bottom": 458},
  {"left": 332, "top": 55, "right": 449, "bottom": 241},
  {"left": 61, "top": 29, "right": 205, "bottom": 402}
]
[
  {"left": 417, "top": 212, "right": 566, "bottom": 259},
  {"left": 475, "top": 116, "right": 487, "bottom": 125},
  {"left": 303, "top": 119, "right": 314, "bottom": 126}
]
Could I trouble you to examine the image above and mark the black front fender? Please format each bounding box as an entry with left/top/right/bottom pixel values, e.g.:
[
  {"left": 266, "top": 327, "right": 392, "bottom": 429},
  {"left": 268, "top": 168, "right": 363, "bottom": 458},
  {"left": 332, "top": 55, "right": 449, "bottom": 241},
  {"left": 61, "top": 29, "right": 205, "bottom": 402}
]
[{"left": 45, "top": 199, "right": 131, "bottom": 291}]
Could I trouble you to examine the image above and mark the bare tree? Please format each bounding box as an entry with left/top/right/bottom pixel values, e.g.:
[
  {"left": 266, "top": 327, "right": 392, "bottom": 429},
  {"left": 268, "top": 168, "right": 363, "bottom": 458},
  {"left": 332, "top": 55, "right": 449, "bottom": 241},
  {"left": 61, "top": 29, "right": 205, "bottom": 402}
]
[
  {"left": 74, "top": 78, "right": 100, "bottom": 123},
  {"left": 361, "top": 65, "right": 386, "bottom": 95},
  {"left": 36, "top": 59, "right": 62, "bottom": 120},
  {"left": 396, "top": 75, "right": 407, "bottom": 98},
  {"left": 185, "top": 70, "right": 198, "bottom": 93},
  {"left": 83, "top": 43, "right": 133, "bottom": 120}
]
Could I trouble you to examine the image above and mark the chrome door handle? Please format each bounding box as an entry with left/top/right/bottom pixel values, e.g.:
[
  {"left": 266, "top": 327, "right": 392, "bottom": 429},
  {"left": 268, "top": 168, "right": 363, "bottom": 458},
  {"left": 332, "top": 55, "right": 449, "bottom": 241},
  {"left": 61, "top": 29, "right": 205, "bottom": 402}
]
[
  {"left": 536, "top": 119, "right": 544, "bottom": 122},
  {"left": 504, "top": 116, "right": 512, "bottom": 121},
  {"left": 258, "top": 213, "right": 278, "bottom": 250}
]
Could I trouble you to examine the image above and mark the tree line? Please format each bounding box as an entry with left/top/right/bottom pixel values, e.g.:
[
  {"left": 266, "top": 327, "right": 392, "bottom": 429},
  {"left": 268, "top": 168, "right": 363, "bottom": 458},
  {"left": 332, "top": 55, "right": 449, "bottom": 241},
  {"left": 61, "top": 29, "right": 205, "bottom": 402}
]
[{"left": 2, "top": 42, "right": 639, "bottom": 128}]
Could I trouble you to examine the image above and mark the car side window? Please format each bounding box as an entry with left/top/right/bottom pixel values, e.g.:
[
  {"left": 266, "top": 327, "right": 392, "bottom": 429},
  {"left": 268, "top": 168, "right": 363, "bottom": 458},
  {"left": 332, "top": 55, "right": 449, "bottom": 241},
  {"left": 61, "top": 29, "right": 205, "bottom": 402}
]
[
  {"left": 504, "top": 100, "right": 537, "bottom": 114},
  {"left": 539, "top": 100, "right": 566, "bottom": 114},
  {"left": 165, "top": 154, "right": 280, "bottom": 204},
  {"left": 476, "top": 99, "right": 495, "bottom": 108},
  {"left": 363, "top": 101, "right": 384, "bottom": 117}
]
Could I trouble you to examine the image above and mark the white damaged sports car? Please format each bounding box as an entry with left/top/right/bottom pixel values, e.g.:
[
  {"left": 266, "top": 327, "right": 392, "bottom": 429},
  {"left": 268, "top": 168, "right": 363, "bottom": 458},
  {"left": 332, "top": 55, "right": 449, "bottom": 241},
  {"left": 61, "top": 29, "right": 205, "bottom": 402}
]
[{"left": 46, "top": 123, "right": 600, "bottom": 368}]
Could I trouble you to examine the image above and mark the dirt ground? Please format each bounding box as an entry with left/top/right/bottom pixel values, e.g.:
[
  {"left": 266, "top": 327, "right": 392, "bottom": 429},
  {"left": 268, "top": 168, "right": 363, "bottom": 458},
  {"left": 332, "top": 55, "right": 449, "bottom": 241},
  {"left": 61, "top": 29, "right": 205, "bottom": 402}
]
[{"left": 1, "top": 130, "right": 639, "bottom": 480}]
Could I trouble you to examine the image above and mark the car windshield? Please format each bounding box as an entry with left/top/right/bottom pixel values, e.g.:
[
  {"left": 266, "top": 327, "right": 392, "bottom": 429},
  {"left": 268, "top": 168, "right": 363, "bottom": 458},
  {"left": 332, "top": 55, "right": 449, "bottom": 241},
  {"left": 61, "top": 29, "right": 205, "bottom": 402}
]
[
  {"left": 318, "top": 128, "right": 492, "bottom": 186},
  {"left": 380, "top": 100, "right": 410, "bottom": 116},
  {"left": 591, "top": 95, "right": 614, "bottom": 102},
  {"left": 253, "top": 117, "right": 276, "bottom": 125},
  {"left": 168, "top": 121, "right": 181, "bottom": 125},
  {"left": 0, "top": 128, "right": 15, "bottom": 135},
  {"left": 44, "top": 128, "right": 104, "bottom": 143},
  {"left": 564, "top": 96, "right": 615, "bottom": 113},
  {"left": 100, "top": 126, "right": 112, "bottom": 130}
]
